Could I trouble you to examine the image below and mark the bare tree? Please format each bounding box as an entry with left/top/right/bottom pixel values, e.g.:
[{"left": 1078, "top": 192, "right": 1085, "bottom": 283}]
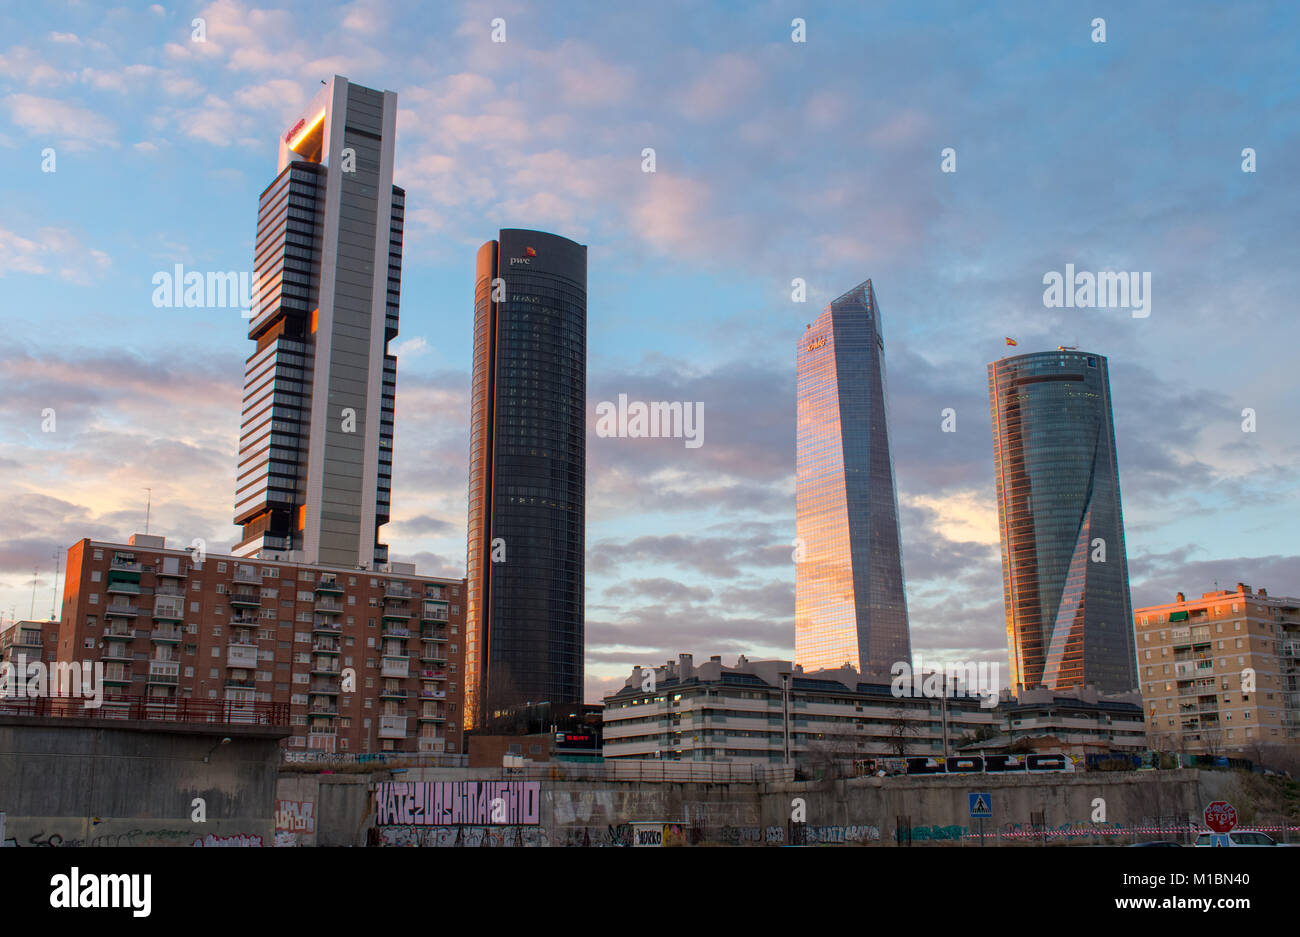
[{"left": 886, "top": 706, "right": 920, "bottom": 757}]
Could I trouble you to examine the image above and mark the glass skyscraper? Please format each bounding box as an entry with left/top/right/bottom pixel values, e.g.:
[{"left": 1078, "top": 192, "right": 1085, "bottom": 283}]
[
  {"left": 795, "top": 279, "right": 911, "bottom": 676},
  {"left": 465, "top": 229, "right": 587, "bottom": 729},
  {"left": 987, "top": 349, "right": 1138, "bottom": 694},
  {"left": 233, "top": 76, "right": 402, "bottom": 569}
]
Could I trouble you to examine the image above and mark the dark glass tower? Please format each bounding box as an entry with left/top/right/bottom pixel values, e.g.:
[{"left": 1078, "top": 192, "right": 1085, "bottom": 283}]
[
  {"left": 988, "top": 349, "right": 1138, "bottom": 694},
  {"left": 465, "top": 229, "right": 587, "bottom": 729},
  {"left": 795, "top": 279, "right": 911, "bottom": 677}
]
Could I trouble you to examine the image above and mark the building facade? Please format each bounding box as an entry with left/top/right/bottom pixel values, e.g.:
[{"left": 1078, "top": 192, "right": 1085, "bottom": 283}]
[
  {"left": 56, "top": 535, "right": 465, "bottom": 755},
  {"left": 602, "top": 654, "right": 1144, "bottom": 767},
  {"left": 603, "top": 654, "right": 993, "bottom": 765},
  {"left": 0, "top": 620, "right": 56, "bottom": 668},
  {"left": 988, "top": 349, "right": 1137, "bottom": 695},
  {"left": 465, "top": 229, "right": 587, "bottom": 728},
  {"left": 234, "top": 75, "right": 404, "bottom": 569},
  {"left": 1135, "top": 584, "right": 1300, "bottom": 755},
  {"left": 795, "top": 279, "right": 911, "bottom": 677}
]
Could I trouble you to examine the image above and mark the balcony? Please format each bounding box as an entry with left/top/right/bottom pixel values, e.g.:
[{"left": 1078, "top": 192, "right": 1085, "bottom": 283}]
[
  {"left": 311, "top": 620, "right": 342, "bottom": 635},
  {"left": 419, "top": 651, "right": 448, "bottom": 665},
  {"left": 154, "top": 584, "right": 185, "bottom": 598},
  {"left": 384, "top": 582, "right": 414, "bottom": 599},
  {"left": 421, "top": 629, "right": 448, "bottom": 643},
  {"left": 421, "top": 602, "right": 449, "bottom": 623},
  {"left": 225, "top": 678, "right": 256, "bottom": 690},
  {"left": 382, "top": 625, "right": 410, "bottom": 639},
  {"left": 314, "top": 598, "right": 343, "bottom": 614},
  {"left": 227, "top": 645, "right": 259, "bottom": 668},
  {"left": 420, "top": 689, "right": 447, "bottom": 700},
  {"left": 150, "top": 626, "right": 183, "bottom": 643},
  {"left": 379, "top": 687, "right": 408, "bottom": 701},
  {"left": 147, "top": 661, "right": 180, "bottom": 685},
  {"left": 378, "top": 715, "right": 408, "bottom": 739},
  {"left": 1281, "top": 641, "right": 1300, "bottom": 658},
  {"left": 381, "top": 605, "right": 411, "bottom": 621},
  {"left": 103, "top": 665, "right": 131, "bottom": 686},
  {"left": 418, "top": 711, "right": 446, "bottom": 723},
  {"left": 418, "top": 739, "right": 446, "bottom": 754},
  {"left": 419, "top": 669, "right": 447, "bottom": 681},
  {"left": 229, "top": 591, "right": 261, "bottom": 608},
  {"left": 232, "top": 566, "right": 262, "bottom": 585},
  {"left": 104, "top": 603, "right": 140, "bottom": 618},
  {"left": 106, "top": 581, "right": 141, "bottom": 595},
  {"left": 156, "top": 557, "right": 187, "bottom": 578},
  {"left": 381, "top": 661, "right": 409, "bottom": 679},
  {"left": 311, "top": 641, "right": 340, "bottom": 655},
  {"left": 110, "top": 557, "right": 142, "bottom": 574},
  {"left": 230, "top": 615, "right": 260, "bottom": 628},
  {"left": 308, "top": 683, "right": 339, "bottom": 697},
  {"left": 314, "top": 578, "right": 345, "bottom": 595},
  {"left": 152, "top": 599, "right": 184, "bottom": 622},
  {"left": 310, "top": 660, "right": 340, "bottom": 676},
  {"left": 102, "top": 644, "right": 133, "bottom": 662}
]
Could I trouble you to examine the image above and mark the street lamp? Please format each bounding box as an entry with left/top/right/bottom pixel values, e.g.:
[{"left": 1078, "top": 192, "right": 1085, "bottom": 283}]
[{"left": 203, "top": 737, "right": 232, "bottom": 763}]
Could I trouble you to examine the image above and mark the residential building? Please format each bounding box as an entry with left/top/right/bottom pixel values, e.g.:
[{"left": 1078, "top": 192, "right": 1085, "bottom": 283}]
[
  {"left": 988, "top": 349, "right": 1137, "bottom": 694},
  {"left": 602, "top": 654, "right": 996, "bottom": 766},
  {"left": 234, "top": 75, "right": 404, "bottom": 569},
  {"left": 1135, "top": 584, "right": 1300, "bottom": 755},
  {"left": 55, "top": 535, "right": 466, "bottom": 756},
  {"left": 795, "top": 279, "right": 911, "bottom": 678},
  {"left": 0, "top": 620, "right": 56, "bottom": 667},
  {"left": 465, "top": 229, "right": 587, "bottom": 728}
]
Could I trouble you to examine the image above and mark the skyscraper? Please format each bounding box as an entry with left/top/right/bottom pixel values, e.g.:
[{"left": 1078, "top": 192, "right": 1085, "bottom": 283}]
[
  {"left": 465, "top": 229, "right": 587, "bottom": 728},
  {"left": 987, "top": 349, "right": 1137, "bottom": 695},
  {"left": 233, "top": 76, "right": 403, "bottom": 569},
  {"left": 795, "top": 279, "right": 911, "bottom": 676}
]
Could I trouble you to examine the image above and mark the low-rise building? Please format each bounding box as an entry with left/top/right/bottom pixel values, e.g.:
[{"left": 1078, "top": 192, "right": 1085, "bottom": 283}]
[
  {"left": 602, "top": 654, "right": 1145, "bottom": 768},
  {"left": 1134, "top": 583, "right": 1300, "bottom": 755}
]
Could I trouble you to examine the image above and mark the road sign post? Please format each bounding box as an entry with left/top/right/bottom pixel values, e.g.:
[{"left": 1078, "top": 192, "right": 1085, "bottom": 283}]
[
  {"left": 1204, "top": 801, "right": 1237, "bottom": 846},
  {"left": 969, "top": 792, "right": 992, "bottom": 846}
]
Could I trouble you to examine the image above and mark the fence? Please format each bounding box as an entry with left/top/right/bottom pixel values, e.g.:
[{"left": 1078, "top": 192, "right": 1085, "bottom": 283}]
[{"left": 0, "top": 695, "right": 289, "bottom": 726}]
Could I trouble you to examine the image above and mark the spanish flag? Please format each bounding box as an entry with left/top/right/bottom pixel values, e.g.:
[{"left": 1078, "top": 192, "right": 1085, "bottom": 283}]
[{"left": 1004, "top": 337, "right": 1018, "bottom": 346}]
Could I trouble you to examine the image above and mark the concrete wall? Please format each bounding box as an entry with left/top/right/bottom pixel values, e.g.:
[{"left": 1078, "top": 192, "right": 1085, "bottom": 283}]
[
  {"left": 281, "top": 767, "right": 1235, "bottom": 847},
  {"left": 0, "top": 717, "right": 284, "bottom": 847}
]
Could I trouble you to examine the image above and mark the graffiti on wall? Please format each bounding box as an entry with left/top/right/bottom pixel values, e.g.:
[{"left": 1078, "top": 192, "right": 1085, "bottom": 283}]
[
  {"left": 191, "top": 833, "right": 264, "bottom": 847},
  {"left": 375, "top": 781, "right": 540, "bottom": 826},
  {"left": 379, "top": 825, "right": 549, "bottom": 847},
  {"left": 276, "top": 800, "right": 315, "bottom": 833}
]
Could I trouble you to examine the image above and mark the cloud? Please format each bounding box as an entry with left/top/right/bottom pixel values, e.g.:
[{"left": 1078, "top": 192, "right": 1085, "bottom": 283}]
[{"left": 2, "top": 94, "right": 115, "bottom": 144}]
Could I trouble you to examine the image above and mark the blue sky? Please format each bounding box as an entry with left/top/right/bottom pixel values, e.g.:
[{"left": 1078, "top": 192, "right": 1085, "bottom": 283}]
[{"left": 1, "top": 0, "right": 1298, "bottom": 701}]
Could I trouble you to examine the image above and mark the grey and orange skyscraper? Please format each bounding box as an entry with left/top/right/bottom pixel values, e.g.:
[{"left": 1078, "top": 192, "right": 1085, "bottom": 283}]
[
  {"left": 465, "top": 230, "right": 587, "bottom": 728},
  {"left": 233, "top": 76, "right": 402, "bottom": 568},
  {"left": 795, "top": 279, "right": 911, "bottom": 676},
  {"left": 988, "top": 349, "right": 1138, "bottom": 695}
]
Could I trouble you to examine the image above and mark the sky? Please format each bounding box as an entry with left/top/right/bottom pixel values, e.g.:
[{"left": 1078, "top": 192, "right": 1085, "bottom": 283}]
[{"left": 1, "top": 0, "right": 1297, "bottom": 703}]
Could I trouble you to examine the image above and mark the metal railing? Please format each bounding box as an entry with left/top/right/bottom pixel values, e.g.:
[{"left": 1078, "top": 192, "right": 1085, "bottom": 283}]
[{"left": 0, "top": 695, "right": 288, "bottom": 725}]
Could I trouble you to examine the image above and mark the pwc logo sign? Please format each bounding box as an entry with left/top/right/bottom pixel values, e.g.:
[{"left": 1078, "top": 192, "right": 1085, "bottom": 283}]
[
  {"left": 284, "top": 118, "right": 306, "bottom": 144},
  {"left": 509, "top": 246, "right": 538, "bottom": 266}
]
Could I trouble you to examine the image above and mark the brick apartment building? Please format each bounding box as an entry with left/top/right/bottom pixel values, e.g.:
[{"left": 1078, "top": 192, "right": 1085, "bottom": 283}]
[
  {"left": 1135, "top": 583, "right": 1300, "bottom": 755},
  {"left": 56, "top": 534, "right": 466, "bottom": 755}
]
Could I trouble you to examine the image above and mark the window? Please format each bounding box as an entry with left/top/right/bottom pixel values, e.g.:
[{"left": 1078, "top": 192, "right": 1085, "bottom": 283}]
[
  {"left": 93, "top": 549, "right": 103, "bottom": 560},
  {"left": 91, "top": 570, "right": 101, "bottom": 582},
  {"left": 83, "top": 637, "right": 95, "bottom": 649},
  {"left": 88, "top": 594, "right": 98, "bottom": 605},
  {"left": 217, "top": 562, "right": 227, "bottom": 572}
]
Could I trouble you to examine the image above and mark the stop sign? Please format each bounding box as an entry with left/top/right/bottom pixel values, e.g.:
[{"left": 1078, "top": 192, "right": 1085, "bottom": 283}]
[{"left": 1204, "top": 801, "right": 1238, "bottom": 833}]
